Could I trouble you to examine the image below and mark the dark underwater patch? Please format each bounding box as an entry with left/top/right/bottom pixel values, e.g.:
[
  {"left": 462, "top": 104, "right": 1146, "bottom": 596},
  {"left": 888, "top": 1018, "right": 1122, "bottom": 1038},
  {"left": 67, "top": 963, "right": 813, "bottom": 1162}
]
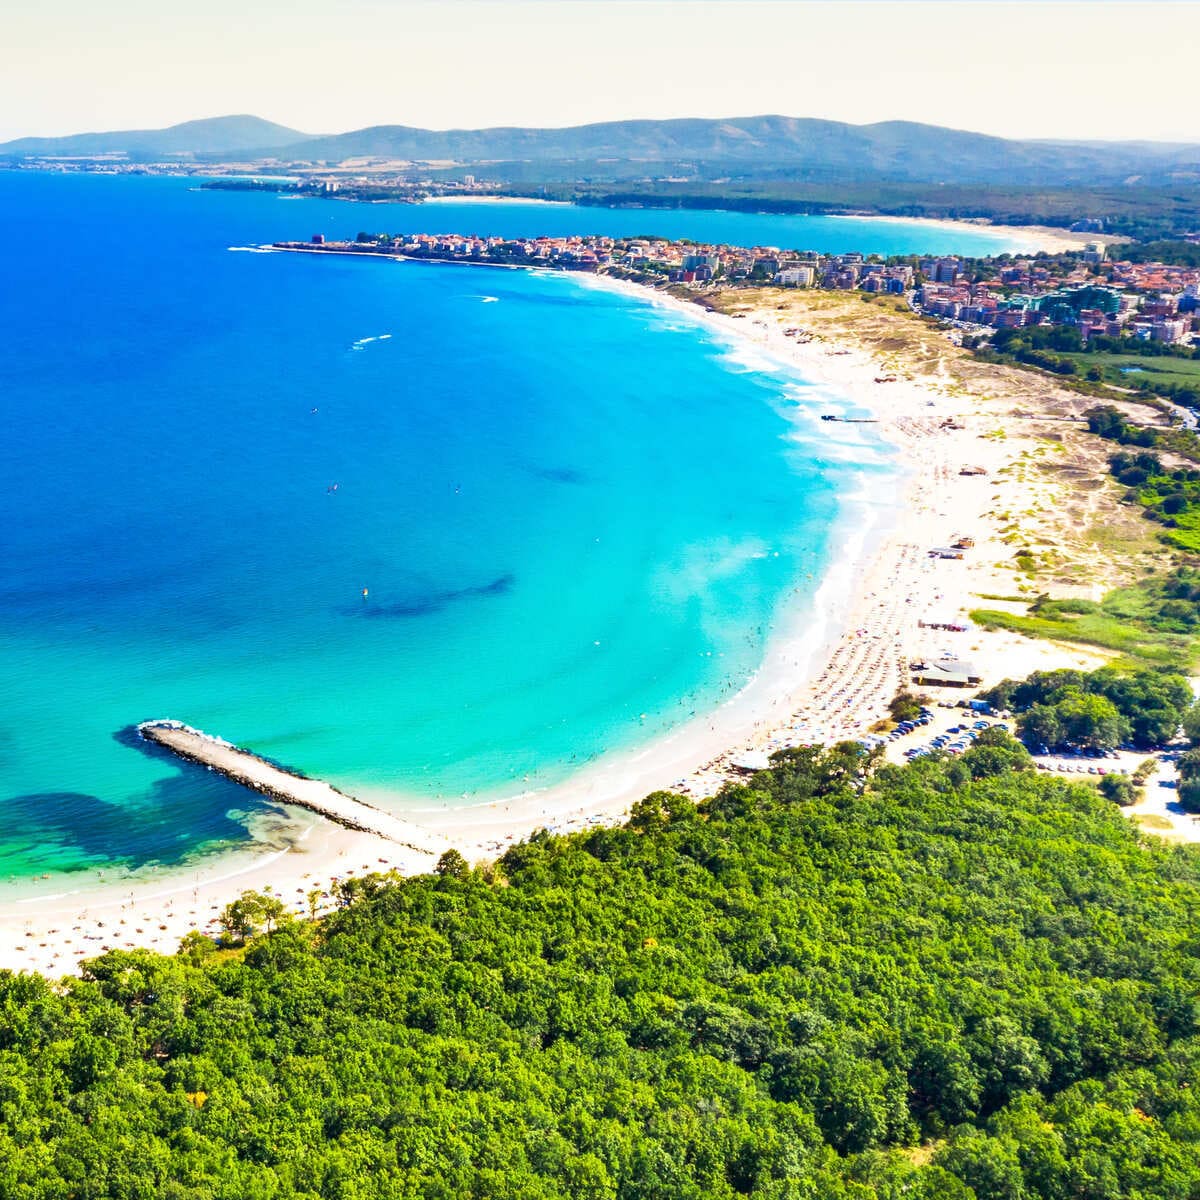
[
  {"left": 0, "top": 766, "right": 256, "bottom": 872},
  {"left": 527, "top": 464, "right": 586, "bottom": 485},
  {"left": 348, "top": 573, "right": 516, "bottom": 619}
]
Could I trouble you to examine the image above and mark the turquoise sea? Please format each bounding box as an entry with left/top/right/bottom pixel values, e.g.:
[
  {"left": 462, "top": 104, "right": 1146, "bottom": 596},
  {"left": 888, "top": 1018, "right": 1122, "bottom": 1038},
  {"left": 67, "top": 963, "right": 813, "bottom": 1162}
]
[{"left": 0, "top": 174, "right": 1023, "bottom": 890}]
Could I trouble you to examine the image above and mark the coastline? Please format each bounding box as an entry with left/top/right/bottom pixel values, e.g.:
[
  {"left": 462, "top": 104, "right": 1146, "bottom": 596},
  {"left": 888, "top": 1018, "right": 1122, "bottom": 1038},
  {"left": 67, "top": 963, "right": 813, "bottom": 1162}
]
[
  {"left": 823, "top": 212, "right": 1102, "bottom": 254},
  {"left": 415, "top": 196, "right": 1096, "bottom": 253},
  {"left": 420, "top": 195, "right": 571, "bottom": 207},
  {"left": 0, "top": 267, "right": 1114, "bottom": 976}
]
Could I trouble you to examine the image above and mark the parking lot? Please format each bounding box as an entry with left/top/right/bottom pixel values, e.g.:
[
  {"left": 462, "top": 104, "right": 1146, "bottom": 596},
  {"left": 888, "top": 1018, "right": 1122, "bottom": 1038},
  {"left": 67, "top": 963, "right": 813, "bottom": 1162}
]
[
  {"left": 859, "top": 704, "right": 1005, "bottom": 763},
  {"left": 865, "top": 708, "right": 1200, "bottom": 842},
  {"left": 877, "top": 711, "right": 1143, "bottom": 776}
]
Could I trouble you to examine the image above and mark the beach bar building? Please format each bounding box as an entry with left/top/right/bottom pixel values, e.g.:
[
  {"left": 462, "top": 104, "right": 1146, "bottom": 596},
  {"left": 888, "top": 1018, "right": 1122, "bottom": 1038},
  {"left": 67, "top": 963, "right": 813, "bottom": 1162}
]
[{"left": 912, "top": 658, "right": 983, "bottom": 688}]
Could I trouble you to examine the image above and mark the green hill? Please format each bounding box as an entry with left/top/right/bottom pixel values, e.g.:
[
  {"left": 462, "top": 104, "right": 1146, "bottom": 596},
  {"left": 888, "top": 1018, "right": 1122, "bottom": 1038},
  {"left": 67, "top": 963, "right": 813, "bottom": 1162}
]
[{"left": 1, "top": 741, "right": 1197, "bottom": 1198}]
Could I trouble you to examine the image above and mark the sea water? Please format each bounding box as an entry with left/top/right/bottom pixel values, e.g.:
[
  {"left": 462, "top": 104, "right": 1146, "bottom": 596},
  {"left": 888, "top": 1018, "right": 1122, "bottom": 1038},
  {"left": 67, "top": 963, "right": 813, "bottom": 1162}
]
[{"left": 0, "top": 174, "right": 1011, "bottom": 887}]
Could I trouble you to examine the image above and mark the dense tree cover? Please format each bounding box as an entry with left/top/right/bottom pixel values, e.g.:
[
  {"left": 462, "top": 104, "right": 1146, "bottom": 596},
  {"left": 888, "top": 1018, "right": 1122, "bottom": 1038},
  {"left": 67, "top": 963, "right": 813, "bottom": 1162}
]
[
  {"left": 0, "top": 743, "right": 1199, "bottom": 1198},
  {"left": 1119, "top": 241, "right": 1200, "bottom": 269},
  {"left": 1109, "top": 453, "right": 1200, "bottom": 552},
  {"left": 983, "top": 666, "right": 1193, "bottom": 751},
  {"left": 978, "top": 336, "right": 1083, "bottom": 378},
  {"left": 994, "top": 327, "right": 1198, "bottom": 364},
  {"left": 1085, "top": 406, "right": 1161, "bottom": 449},
  {"left": 1176, "top": 748, "right": 1200, "bottom": 814},
  {"left": 566, "top": 183, "right": 1200, "bottom": 240},
  {"left": 981, "top": 332, "right": 1200, "bottom": 403}
]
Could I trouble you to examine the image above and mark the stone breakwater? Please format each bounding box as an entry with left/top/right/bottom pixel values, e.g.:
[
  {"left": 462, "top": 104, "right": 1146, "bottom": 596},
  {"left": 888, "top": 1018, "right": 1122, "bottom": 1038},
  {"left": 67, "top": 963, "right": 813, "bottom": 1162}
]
[{"left": 136, "top": 721, "right": 445, "bottom": 856}]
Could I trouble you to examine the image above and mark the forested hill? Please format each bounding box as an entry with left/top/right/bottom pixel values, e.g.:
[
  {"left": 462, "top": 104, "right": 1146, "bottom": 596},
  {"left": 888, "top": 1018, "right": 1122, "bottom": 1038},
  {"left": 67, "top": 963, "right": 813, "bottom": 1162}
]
[
  {"left": 2, "top": 740, "right": 1199, "bottom": 1198},
  {"left": 4, "top": 114, "right": 1200, "bottom": 186},
  {"left": 0, "top": 115, "right": 308, "bottom": 159},
  {"left": 275, "top": 117, "right": 1200, "bottom": 186}
]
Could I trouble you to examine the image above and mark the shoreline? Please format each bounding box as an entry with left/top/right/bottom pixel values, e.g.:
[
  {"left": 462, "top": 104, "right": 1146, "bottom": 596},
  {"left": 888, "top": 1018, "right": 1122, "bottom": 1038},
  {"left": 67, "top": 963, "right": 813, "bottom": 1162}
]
[
  {"left": 414, "top": 195, "right": 1094, "bottom": 253},
  {"left": 420, "top": 198, "right": 1091, "bottom": 253},
  {"left": 0, "top": 264, "right": 1110, "bottom": 976},
  {"left": 821, "top": 212, "right": 1104, "bottom": 254}
]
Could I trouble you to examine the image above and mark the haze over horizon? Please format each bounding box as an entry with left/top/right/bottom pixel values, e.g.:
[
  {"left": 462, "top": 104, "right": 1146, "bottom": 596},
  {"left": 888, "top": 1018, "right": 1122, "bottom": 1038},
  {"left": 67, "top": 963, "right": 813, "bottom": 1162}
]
[{"left": 4, "top": 0, "right": 1198, "bottom": 145}]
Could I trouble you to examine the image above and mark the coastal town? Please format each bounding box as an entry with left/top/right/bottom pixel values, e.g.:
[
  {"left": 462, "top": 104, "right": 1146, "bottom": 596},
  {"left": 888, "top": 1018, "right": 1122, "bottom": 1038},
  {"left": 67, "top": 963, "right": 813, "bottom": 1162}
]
[
  {"left": 281, "top": 230, "right": 1200, "bottom": 349},
  {"left": 920, "top": 245, "right": 1200, "bottom": 344}
]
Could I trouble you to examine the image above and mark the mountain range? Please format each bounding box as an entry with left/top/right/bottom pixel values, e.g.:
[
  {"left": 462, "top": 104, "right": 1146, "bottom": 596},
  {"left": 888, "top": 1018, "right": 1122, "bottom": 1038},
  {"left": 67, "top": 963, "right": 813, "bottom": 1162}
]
[{"left": 4, "top": 113, "right": 1200, "bottom": 187}]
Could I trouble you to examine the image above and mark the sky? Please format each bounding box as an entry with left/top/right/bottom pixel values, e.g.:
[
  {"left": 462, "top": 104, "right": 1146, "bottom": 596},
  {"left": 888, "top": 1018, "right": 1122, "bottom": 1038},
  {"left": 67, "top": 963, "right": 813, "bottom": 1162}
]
[{"left": 3, "top": 0, "right": 1199, "bottom": 144}]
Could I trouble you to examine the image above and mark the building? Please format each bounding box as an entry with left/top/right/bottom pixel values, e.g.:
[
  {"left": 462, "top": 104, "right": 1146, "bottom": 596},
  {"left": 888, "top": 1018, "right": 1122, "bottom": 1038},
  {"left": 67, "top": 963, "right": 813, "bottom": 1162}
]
[
  {"left": 912, "top": 658, "right": 982, "bottom": 688},
  {"left": 776, "top": 266, "right": 815, "bottom": 287},
  {"left": 922, "top": 257, "right": 962, "bottom": 284},
  {"left": 1151, "top": 318, "right": 1189, "bottom": 344}
]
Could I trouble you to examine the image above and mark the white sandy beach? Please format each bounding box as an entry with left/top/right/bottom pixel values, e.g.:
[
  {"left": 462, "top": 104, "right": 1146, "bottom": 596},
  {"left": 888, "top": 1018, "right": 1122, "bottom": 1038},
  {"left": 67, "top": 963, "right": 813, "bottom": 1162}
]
[
  {"left": 0, "top": 273, "right": 1132, "bottom": 976},
  {"left": 824, "top": 213, "right": 1104, "bottom": 255}
]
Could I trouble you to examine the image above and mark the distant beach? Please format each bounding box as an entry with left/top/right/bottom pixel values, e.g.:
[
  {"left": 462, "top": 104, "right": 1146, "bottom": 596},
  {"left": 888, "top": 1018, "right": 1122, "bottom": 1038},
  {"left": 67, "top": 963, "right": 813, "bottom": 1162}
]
[
  {"left": 421, "top": 195, "right": 571, "bottom": 207},
  {"left": 825, "top": 212, "right": 1103, "bottom": 254}
]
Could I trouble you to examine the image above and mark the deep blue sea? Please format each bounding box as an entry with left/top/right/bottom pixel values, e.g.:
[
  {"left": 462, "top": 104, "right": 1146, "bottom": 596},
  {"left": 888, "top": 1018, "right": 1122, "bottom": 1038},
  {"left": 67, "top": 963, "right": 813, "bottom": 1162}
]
[{"left": 0, "top": 174, "right": 1021, "bottom": 888}]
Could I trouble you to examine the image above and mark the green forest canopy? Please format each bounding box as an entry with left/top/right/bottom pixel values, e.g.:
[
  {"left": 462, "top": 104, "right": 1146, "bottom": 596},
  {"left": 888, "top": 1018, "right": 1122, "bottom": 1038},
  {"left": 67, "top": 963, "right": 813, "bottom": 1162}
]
[
  {"left": 0, "top": 741, "right": 1198, "bottom": 1199},
  {"left": 983, "top": 666, "right": 1193, "bottom": 751}
]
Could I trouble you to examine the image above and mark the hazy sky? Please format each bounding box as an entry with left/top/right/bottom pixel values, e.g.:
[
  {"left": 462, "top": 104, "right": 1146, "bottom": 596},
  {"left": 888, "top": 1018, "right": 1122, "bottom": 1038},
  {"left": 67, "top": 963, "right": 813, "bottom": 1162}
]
[{"left": 4, "top": 1, "right": 1199, "bottom": 143}]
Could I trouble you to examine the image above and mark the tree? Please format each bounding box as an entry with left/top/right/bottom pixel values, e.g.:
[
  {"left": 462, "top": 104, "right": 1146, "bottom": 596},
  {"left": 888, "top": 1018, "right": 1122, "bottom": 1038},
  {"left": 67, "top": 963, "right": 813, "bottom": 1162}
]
[
  {"left": 1056, "top": 688, "right": 1128, "bottom": 749},
  {"left": 218, "top": 894, "right": 258, "bottom": 945},
  {"left": 1017, "top": 703, "right": 1063, "bottom": 751},
  {"left": 1009, "top": 669, "right": 1086, "bottom": 711},
  {"left": 1098, "top": 773, "right": 1137, "bottom": 805},
  {"left": 217, "top": 890, "right": 288, "bottom": 944},
  {"left": 1086, "top": 404, "right": 1126, "bottom": 438},
  {"left": 629, "top": 791, "right": 694, "bottom": 831},
  {"left": 1175, "top": 774, "right": 1200, "bottom": 813},
  {"left": 177, "top": 930, "right": 216, "bottom": 963},
  {"left": 257, "top": 894, "right": 289, "bottom": 934},
  {"left": 938, "top": 1130, "right": 1027, "bottom": 1200},
  {"left": 961, "top": 729, "right": 1032, "bottom": 778},
  {"left": 1087, "top": 667, "right": 1190, "bottom": 747},
  {"left": 889, "top": 690, "right": 927, "bottom": 723},
  {"left": 435, "top": 848, "right": 470, "bottom": 879}
]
